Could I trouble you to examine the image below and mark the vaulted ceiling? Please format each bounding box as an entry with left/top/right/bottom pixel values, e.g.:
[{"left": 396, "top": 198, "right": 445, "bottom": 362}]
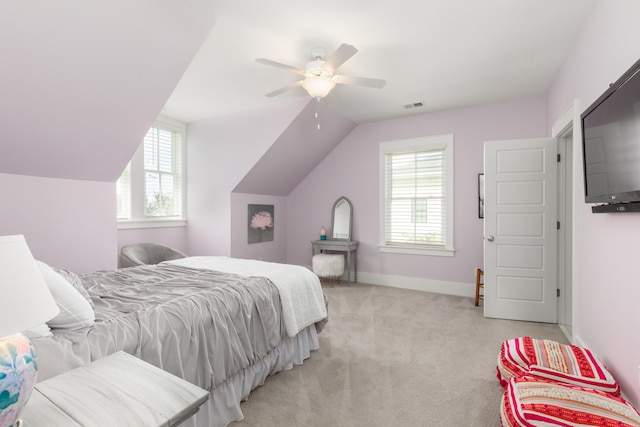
[{"left": 0, "top": 0, "right": 597, "bottom": 184}]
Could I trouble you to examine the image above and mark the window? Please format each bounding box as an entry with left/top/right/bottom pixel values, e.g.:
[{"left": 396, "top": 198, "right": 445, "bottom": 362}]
[
  {"left": 117, "top": 117, "right": 186, "bottom": 228},
  {"left": 379, "top": 134, "right": 454, "bottom": 256}
]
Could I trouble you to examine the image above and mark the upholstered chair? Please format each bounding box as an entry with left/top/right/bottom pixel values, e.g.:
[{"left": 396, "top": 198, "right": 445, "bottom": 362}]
[{"left": 119, "top": 243, "right": 187, "bottom": 268}]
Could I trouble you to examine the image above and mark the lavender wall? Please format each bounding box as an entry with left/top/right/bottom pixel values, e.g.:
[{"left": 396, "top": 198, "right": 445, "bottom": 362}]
[
  {"left": 0, "top": 173, "right": 117, "bottom": 273},
  {"left": 546, "top": 0, "right": 640, "bottom": 406},
  {"left": 286, "top": 96, "right": 546, "bottom": 294}
]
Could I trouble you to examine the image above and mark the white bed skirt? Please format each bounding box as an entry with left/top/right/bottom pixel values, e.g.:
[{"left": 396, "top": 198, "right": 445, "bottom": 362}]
[{"left": 189, "top": 323, "right": 320, "bottom": 427}]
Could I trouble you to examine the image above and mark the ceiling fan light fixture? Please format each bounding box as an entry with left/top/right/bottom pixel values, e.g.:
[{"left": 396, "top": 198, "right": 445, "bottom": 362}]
[
  {"left": 257, "top": 44, "right": 385, "bottom": 102},
  {"left": 301, "top": 76, "right": 336, "bottom": 100}
]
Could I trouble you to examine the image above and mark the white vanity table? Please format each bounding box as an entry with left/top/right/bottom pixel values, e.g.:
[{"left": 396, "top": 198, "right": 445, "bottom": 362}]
[{"left": 311, "top": 196, "right": 358, "bottom": 282}]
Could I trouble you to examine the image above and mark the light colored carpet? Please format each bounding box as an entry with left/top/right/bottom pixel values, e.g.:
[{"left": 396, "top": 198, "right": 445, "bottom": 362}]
[{"left": 231, "top": 282, "right": 568, "bottom": 426}]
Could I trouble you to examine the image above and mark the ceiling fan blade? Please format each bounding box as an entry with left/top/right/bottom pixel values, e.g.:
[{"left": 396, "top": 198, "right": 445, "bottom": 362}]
[
  {"left": 335, "top": 75, "right": 386, "bottom": 89},
  {"left": 323, "top": 44, "right": 358, "bottom": 72},
  {"left": 255, "top": 58, "right": 303, "bottom": 74},
  {"left": 265, "top": 80, "right": 304, "bottom": 97}
]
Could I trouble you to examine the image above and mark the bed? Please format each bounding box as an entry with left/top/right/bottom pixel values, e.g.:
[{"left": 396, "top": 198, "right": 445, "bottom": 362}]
[{"left": 30, "top": 256, "right": 328, "bottom": 427}]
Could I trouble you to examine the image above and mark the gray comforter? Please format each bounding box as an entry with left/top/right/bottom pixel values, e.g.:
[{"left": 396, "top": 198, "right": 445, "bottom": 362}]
[{"left": 32, "top": 263, "right": 323, "bottom": 426}]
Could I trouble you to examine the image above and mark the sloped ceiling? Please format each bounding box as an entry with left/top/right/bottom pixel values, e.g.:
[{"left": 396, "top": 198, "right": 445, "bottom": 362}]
[
  {"left": 0, "top": 1, "right": 219, "bottom": 182},
  {"left": 233, "top": 100, "right": 357, "bottom": 196}
]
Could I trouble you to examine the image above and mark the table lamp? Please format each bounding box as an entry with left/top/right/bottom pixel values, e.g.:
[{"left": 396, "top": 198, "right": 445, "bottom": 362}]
[{"left": 0, "top": 235, "right": 59, "bottom": 427}]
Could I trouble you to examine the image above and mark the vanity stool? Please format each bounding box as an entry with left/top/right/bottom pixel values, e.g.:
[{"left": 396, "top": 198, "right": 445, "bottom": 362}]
[{"left": 312, "top": 253, "right": 345, "bottom": 287}]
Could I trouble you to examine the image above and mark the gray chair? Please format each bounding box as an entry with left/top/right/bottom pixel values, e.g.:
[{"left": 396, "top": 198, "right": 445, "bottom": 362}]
[{"left": 119, "top": 243, "right": 187, "bottom": 268}]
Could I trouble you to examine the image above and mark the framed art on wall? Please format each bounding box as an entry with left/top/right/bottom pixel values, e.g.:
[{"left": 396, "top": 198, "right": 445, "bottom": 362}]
[
  {"left": 248, "top": 204, "right": 274, "bottom": 244},
  {"left": 478, "top": 173, "right": 484, "bottom": 219}
]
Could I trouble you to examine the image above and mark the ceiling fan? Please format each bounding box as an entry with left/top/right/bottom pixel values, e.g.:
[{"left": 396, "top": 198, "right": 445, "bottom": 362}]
[{"left": 256, "top": 44, "right": 386, "bottom": 100}]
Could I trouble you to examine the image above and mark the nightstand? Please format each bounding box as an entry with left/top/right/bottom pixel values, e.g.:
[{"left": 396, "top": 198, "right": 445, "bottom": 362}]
[{"left": 20, "top": 351, "right": 209, "bottom": 426}]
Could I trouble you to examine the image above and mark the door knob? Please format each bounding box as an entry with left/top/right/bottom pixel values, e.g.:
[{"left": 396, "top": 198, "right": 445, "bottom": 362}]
[{"left": 486, "top": 235, "right": 495, "bottom": 242}]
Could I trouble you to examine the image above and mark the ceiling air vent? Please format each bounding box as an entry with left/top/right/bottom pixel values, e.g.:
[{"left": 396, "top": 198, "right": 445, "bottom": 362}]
[{"left": 403, "top": 102, "right": 424, "bottom": 109}]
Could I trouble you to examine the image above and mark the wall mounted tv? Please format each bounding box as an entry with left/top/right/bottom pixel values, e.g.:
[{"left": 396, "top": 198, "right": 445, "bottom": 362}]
[{"left": 581, "top": 57, "right": 640, "bottom": 213}]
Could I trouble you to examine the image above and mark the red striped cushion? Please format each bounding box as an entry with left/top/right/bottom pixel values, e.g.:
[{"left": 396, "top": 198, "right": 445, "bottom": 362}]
[
  {"left": 501, "top": 376, "right": 640, "bottom": 427},
  {"left": 497, "top": 337, "right": 620, "bottom": 396}
]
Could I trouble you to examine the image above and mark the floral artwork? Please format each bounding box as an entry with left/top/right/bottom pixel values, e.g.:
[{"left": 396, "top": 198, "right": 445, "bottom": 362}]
[
  {"left": 248, "top": 204, "right": 274, "bottom": 244},
  {"left": 250, "top": 211, "right": 273, "bottom": 230}
]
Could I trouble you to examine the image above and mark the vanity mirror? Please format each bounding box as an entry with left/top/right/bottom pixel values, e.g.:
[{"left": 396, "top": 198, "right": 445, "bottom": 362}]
[{"left": 330, "top": 196, "right": 353, "bottom": 241}]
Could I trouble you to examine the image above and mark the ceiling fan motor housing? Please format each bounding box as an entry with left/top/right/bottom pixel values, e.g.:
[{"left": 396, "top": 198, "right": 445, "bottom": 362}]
[
  {"left": 310, "top": 47, "right": 326, "bottom": 60},
  {"left": 305, "top": 60, "right": 332, "bottom": 78}
]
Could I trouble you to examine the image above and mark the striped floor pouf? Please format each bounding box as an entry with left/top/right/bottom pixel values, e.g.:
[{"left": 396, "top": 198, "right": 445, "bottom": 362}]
[
  {"left": 501, "top": 375, "right": 640, "bottom": 427},
  {"left": 497, "top": 336, "right": 620, "bottom": 396}
]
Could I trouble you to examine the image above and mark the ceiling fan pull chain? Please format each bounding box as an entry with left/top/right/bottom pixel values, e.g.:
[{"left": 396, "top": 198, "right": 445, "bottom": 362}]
[{"left": 316, "top": 98, "right": 321, "bottom": 130}]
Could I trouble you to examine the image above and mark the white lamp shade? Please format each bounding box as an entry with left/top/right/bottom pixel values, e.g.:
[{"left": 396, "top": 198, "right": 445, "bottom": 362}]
[
  {"left": 0, "top": 235, "right": 59, "bottom": 337},
  {"left": 301, "top": 76, "right": 336, "bottom": 99}
]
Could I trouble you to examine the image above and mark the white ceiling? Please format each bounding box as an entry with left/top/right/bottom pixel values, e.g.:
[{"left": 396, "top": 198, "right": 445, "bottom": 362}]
[{"left": 162, "top": 0, "right": 596, "bottom": 124}]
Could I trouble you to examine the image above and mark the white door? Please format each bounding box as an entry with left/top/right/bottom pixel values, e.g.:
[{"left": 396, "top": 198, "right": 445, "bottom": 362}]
[{"left": 484, "top": 137, "right": 558, "bottom": 322}]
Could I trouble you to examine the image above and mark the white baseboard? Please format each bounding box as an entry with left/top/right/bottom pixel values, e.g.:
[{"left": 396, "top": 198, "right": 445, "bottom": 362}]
[
  {"left": 558, "top": 324, "right": 572, "bottom": 343},
  {"left": 303, "top": 264, "right": 475, "bottom": 298},
  {"left": 572, "top": 333, "right": 587, "bottom": 348},
  {"left": 356, "top": 271, "right": 475, "bottom": 298}
]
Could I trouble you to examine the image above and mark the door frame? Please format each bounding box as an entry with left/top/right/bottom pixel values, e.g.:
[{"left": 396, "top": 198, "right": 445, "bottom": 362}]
[{"left": 551, "top": 99, "right": 581, "bottom": 344}]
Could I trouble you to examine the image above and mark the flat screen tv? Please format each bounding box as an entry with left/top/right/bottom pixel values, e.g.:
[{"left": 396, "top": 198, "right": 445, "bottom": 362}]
[{"left": 581, "top": 57, "right": 640, "bottom": 213}]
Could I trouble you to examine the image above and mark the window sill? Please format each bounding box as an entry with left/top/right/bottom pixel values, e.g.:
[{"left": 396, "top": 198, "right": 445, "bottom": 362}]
[
  {"left": 378, "top": 244, "right": 455, "bottom": 257},
  {"left": 117, "top": 219, "right": 187, "bottom": 230}
]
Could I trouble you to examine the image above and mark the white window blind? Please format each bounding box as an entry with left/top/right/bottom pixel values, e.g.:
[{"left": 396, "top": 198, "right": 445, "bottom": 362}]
[
  {"left": 143, "top": 126, "right": 182, "bottom": 218},
  {"left": 384, "top": 149, "right": 446, "bottom": 247},
  {"left": 379, "top": 134, "right": 454, "bottom": 256}
]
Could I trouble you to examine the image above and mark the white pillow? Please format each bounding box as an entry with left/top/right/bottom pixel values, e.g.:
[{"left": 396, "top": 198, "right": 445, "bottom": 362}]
[
  {"left": 36, "top": 260, "right": 95, "bottom": 330},
  {"left": 52, "top": 266, "right": 94, "bottom": 309}
]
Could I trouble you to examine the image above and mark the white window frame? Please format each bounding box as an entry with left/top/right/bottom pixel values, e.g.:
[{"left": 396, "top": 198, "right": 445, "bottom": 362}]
[
  {"left": 378, "top": 134, "right": 454, "bottom": 257},
  {"left": 117, "top": 116, "right": 186, "bottom": 229}
]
